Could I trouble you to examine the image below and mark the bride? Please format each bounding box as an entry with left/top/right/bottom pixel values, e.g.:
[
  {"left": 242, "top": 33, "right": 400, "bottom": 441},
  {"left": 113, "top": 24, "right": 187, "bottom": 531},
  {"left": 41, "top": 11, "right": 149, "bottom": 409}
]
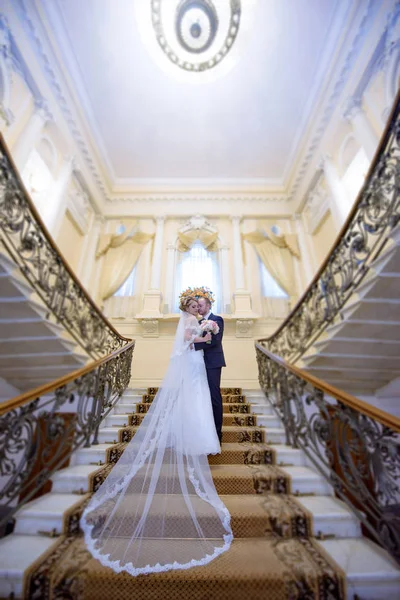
[{"left": 81, "top": 294, "right": 233, "bottom": 576}]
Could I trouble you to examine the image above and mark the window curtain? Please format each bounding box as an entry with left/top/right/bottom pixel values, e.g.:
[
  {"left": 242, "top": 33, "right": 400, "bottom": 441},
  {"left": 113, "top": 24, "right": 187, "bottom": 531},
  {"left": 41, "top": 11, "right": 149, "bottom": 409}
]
[
  {"left": 242, "top": 229, "right": 300, "bottom": 306},
  {"left": 177, "top": 230, "right": 219, "bottom": 252},
  {"left": 97, "top": 229, "right": 153, "bottom": 301}
]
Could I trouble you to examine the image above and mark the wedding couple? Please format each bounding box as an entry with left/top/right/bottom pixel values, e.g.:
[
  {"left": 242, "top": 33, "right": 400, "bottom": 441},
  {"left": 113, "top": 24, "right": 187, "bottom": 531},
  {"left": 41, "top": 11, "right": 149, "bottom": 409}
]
[{"left": 81, "top": 290, "right": 233, "bottom": 576}]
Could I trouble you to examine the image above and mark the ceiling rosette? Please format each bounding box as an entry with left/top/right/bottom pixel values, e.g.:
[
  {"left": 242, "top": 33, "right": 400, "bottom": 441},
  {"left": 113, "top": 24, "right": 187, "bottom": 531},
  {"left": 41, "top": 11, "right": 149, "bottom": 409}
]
[{"left": 151, "top": 0, "right": 241, "bottom": 72}]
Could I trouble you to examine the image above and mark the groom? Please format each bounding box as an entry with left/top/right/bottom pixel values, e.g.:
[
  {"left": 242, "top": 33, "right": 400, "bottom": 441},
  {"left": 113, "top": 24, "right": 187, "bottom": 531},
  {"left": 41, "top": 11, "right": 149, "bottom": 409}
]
[{"left": 194, "top": 296, "right": 226, "bottom": 444}]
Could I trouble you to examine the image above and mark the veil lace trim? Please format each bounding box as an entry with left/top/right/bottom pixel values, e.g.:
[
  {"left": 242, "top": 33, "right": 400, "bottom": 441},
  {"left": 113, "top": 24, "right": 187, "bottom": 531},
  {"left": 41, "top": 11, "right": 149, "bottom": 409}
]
[{"left": 81, "top": 311, "right": 233, "bottom": 576}]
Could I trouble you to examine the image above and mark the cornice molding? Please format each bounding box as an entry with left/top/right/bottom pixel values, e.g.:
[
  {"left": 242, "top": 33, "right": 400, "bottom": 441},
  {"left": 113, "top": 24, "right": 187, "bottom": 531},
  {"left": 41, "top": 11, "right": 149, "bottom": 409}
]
[
  {"left": 107, "top": 194, "right": 287, "bottom": 204},
  {"left": 286, "top": 0, "right": 379, "bottom": 203},
  {"left": 8, "top": 0, "right": 386, "bottom": 208},
  {"left": 11, "top": 0, "right": 109, "bottom": 202}
]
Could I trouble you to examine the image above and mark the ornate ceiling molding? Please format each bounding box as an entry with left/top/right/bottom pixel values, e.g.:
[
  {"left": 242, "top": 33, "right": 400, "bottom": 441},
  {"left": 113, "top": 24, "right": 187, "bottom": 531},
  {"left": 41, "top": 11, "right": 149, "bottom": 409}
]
[
  {"left": 151, "top": 0, "right": 241, "bottom": 72},
  {"left": 7, "top": 0, "right": 390, "bottom": 209},
  {"left": 286, "top": 0, "right": 380, "bottom": 204},
  {"left": 10, "top": 0, "right": 109, "bottom": 204}
]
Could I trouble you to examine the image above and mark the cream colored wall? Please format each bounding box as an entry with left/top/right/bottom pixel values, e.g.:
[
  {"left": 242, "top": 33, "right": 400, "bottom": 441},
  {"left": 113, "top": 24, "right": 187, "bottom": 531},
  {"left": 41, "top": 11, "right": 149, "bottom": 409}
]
[
  {"left": 110, "top": 318, "right": 260, "bottom": 389},
  {"left": 56, "top": 209, "right": 85, "bottom": 273},
  {"left": 312, "top": 211, "right": 337, "bottom": 267}
]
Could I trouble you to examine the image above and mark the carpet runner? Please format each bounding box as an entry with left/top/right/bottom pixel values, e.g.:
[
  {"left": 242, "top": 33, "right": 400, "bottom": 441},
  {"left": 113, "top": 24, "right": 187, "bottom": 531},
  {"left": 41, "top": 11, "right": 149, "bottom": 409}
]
[{"left": 23, "top": 388, "right": 346, "bottom": 599}]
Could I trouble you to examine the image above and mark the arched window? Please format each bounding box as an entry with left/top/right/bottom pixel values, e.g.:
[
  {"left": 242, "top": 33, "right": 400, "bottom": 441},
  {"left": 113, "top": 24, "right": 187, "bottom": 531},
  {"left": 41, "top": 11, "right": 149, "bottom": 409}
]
[{"left": 174, "top": 241, "right": 221, "bottom": 312}]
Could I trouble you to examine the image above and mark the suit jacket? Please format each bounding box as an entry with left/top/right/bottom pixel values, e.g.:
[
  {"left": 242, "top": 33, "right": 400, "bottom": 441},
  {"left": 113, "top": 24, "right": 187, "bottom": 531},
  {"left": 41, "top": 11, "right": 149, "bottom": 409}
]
[{"left": 194, "top": 313, "right": 226, "bottom": 369}]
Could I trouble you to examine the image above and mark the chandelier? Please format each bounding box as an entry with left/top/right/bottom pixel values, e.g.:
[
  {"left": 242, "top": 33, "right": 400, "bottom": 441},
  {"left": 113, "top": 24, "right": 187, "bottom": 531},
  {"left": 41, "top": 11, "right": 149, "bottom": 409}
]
[{"left": 151, "top": 0, "right": 242, "bottom": 72}]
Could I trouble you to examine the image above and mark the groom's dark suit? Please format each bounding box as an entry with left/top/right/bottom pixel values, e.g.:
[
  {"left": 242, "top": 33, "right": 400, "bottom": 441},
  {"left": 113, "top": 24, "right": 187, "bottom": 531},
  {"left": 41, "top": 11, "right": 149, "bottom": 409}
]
[{"left": 194, "top": 313, "right": 226, "bottom": 443}]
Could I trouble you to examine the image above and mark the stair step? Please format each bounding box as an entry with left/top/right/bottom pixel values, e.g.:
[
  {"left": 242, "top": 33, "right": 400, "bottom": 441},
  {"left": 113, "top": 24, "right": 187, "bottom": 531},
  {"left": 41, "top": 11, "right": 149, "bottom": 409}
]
[
  {"left": 0, "top": 296, "right": 48, "bottom": 321},
  {"left": 0, "top": 336, "right": 77, "bottom": 356},
  {"left": 0, "top": 351, "right": 85, "bottom": 368},
  {"left": 11, "top": 492, "right": 358, "bottom": 540},
  {"left": 72, "top": 442, "right": 306, "bottom": 468},
  {"left": 0, "top": 534, "right": 56, "bottom": 599},
  {"left": 319, "top": 537, "right": 400, "bottom": 599},
  {"left": 14, "top": 493, "right": 84, "bottom": 535},
  {"left": 296, "top": 495, "right": 361, "bottom": 538},
  {"left": 51, "top": 465, "right": 98, "bottom": 493},
  {"left": 314, "top": 337, "right": 400, "bottom": 357},
  {"left": 303, "top": 353, "right": 400, "bottom": 370},
  {"left": 49, "top": 463, "right": 327, "bottom": 496},
  {"left": 343, "top": 298, "right": 400, "bottom": 323},
  {"left": 108, "top": 424, "right": 286, "bottom": 445},
  {"left": 250, "top": 402, "right": 273, "bottom": 415},
  {"left": 15, "top": 536, "right": 400, "bottom": 600}
]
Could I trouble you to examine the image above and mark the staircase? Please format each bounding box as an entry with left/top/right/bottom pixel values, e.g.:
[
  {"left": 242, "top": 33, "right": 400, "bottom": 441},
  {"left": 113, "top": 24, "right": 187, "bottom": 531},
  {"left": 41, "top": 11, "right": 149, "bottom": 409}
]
[
  {"left": 0, "top": 247, "right": 89, "bottom": 396},
  {"left": 300, "top": 224, "right": 400, "bottom": 401},
  {"left": 0, "top": 387, "right": 398, "bottom": 600}
]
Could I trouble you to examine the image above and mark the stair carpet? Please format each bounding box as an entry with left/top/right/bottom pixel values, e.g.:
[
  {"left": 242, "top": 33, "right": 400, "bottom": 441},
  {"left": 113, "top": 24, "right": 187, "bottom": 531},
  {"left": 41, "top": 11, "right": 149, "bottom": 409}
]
[
  {"left": 0, "top": 247, "right": 89, "bottom": 395},
  {"left": 0, "top": 389, "right": 398, "bottom": 599},
  {"left": 300, "top": 223, "right": 400, "bottom": 399}
]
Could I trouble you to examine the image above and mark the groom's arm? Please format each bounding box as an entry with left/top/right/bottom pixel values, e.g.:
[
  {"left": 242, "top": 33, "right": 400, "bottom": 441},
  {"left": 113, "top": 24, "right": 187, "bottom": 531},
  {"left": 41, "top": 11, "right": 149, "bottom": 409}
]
[{"left": 194, "top": 316, "right": 224, "bottom": 351}]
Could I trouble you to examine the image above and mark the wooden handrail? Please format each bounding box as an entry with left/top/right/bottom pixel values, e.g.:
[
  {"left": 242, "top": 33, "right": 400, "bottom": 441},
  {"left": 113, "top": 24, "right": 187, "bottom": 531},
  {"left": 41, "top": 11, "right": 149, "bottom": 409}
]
[
  {"left": 0, "top": 132, "right": 130, "bottom": 344},
  {"left": 255, "top": 343, "right": 400, "bottom": 432},
  {"left": 0, "top": 340, "right": 135, "bottom": 416},
  {"left": 259, "top": 86, "right": 400, "bottom": 344}
]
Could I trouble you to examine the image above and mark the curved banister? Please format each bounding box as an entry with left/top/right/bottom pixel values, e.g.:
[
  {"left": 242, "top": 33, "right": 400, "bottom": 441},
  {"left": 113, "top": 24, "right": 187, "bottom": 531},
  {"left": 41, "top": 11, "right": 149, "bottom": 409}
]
[
  {"left": 255, "top": 343, "right": 400, "bottom": 432},
  {"left": 258, "top": 88, "right": 400, "bottom": 360},
  {"left": 0, "top": 133, "right": 131, "bottom": 357},
  {"left": 0, "top": 340, "right": 136, "bottom": 417},
  {"left": 0, "top": 341, "right": 135, "bottom": 527},
  {"left": 255, "top": 342, "right": 400, "bottom": 564}
]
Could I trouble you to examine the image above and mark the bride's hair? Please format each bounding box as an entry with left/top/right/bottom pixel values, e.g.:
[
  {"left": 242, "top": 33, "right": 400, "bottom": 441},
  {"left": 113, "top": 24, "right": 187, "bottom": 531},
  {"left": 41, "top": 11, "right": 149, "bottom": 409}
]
[{"left": 179, "top": 295, "right": 197, "bottom": 312}]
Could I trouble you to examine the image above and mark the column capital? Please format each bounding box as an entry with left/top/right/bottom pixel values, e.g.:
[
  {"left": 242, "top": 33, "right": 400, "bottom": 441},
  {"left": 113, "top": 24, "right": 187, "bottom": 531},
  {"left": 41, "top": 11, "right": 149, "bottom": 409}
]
[
  {"left": 155, "top": 215, "right": 166, "bottom": 224},
  {"left": 94, "top": 213, "right": 106, "bottom": 226},
  {"left": 343, "top": 95, "right": 363, "bottom": 122},
  {"left": 231, "top": 215, "right": 243, "bottom": 224}
]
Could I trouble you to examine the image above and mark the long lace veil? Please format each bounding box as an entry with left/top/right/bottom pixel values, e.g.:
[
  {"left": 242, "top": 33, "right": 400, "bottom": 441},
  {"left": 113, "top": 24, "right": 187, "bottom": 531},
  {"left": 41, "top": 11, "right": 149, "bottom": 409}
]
[{"left": 81, "top": 311, "right": 233, "bottom": 576}]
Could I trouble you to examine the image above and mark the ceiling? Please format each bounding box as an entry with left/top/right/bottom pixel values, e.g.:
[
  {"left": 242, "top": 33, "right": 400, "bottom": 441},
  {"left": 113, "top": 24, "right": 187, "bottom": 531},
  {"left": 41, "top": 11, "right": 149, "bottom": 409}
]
[{"left": 38, "top": 0, "right": 349, "bottom": 193}]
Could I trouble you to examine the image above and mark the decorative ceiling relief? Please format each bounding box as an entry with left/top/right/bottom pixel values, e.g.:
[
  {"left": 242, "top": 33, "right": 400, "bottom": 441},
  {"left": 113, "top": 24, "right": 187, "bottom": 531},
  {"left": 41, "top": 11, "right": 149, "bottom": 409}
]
[{"left": 151, "top": 0, "right": 241, "bottom": 72}]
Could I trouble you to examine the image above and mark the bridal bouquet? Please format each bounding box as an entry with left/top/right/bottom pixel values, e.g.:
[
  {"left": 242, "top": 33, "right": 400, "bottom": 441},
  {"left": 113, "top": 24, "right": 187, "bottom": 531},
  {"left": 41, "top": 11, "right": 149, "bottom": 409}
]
[{"left": 200, "top": 320, "right": 219, "bottom": 344}]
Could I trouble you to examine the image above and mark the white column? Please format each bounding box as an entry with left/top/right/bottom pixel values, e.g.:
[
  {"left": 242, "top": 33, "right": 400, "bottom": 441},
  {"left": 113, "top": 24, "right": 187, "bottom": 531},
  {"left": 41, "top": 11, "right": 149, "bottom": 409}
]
[
  {"left": 79, "top": 214, "right": 104, "bottom": 288},
  {"left": 231, "top": 216, "right": 255, "bottom": 319},
  {"left": 44, "top": 156, "right": 74, "bottom": 238},
  {"left": 150, "top": 216, "right": 165, "bottom": 290},
  {"left": 231, "top": 216, "right": 245, "bottom": 290},
  {"left": 12, "top": 99, "right": 52, "bottom": 171},
  {"left": 219, "top": 244, "right": 231, "bottom": 314},
  {"left": 344, "top": 97, "right": 379, "bottom": 161},
  {"left": 321, "top": 155, "right": 349, "bottom": 228},
  {"left": 293, "top": 214, "right": 316, "bottom": 287},
  {"left": 138, "top": 216, "right": 165, "bottom": 319},
  {"left": 165, "top": 243, "right": 176, "bottom": 313}
]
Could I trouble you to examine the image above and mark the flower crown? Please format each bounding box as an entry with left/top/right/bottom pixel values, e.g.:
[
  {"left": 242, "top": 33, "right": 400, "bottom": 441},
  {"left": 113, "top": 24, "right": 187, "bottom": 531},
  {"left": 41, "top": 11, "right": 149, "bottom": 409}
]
[{"left": 179, "top": 286, "right": 215, "bottom": 305}]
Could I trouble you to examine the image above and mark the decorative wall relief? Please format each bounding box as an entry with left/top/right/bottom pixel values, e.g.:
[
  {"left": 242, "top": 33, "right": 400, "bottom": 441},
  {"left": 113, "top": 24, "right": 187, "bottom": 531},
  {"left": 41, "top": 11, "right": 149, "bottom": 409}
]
[{"left": 177, "top": 214, "right": 219, "bottom": 252}]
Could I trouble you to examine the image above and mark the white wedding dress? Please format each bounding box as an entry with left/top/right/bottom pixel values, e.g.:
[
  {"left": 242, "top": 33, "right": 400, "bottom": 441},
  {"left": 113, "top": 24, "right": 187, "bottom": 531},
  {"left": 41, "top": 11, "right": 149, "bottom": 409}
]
[{"left": 81, "top": 311, "right": 233, "bottom": 576}]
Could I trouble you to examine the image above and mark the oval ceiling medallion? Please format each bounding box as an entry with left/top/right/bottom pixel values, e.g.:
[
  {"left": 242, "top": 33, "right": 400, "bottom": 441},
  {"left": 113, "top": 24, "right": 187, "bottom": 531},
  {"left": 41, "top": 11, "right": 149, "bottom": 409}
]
[{"left": 151, "top": 0, "right": 241, "bottom": 72}]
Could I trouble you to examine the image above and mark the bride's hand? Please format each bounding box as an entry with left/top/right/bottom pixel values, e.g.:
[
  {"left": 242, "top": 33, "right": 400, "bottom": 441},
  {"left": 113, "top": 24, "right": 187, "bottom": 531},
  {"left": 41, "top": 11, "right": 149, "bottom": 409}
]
[{"left": 203, "top": 332, "right": 212, "bottom": 342}]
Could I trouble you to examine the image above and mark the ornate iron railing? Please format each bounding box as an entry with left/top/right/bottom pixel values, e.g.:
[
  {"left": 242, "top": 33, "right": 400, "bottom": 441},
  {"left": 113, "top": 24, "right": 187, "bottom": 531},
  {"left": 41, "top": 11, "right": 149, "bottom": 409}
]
[
  {"left": 256, "top": 343, "right": 400, "bottom": 564},
  {"left": 259, "top": 90, "right": 400, "bottom": 361},
  {"left": 0, "top": 134, "right": 130, "bottom": 358},
  {"left": 0, "top": 341, "right": 134, "bottom": 532}
]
